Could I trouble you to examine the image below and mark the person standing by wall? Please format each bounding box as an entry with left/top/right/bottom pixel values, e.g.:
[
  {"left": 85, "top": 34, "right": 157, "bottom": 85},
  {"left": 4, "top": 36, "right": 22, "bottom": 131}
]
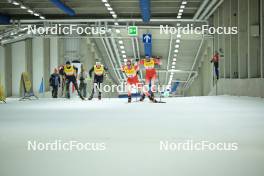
[
  {"left": 49, "top": 68, "right": 61, "bottom": 98},
  {"left": 211, "top": 51, "right": 220, "bottom": 80},
  {"left": 78, "top": 64, "right": 89, "bottom": 98}
]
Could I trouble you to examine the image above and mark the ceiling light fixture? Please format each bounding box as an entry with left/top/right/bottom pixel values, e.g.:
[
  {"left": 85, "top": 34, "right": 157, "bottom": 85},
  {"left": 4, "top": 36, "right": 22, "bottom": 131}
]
[
  {"left": 27, "top": 9, "right": 33, "bottom": 13},
  {"left": 20, "top": 5, "right": 26, "bottom": 9},
  {"left": 12, "top": 1, "right": 19, "bottom": 5}
]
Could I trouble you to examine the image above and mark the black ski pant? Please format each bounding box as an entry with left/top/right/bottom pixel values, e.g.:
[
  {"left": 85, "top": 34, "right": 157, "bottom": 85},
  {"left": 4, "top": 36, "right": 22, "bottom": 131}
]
[
  {"left": 65, "top": 76, "right": 81, "bottom": 98},
  {"left": 90, "top": 75, "right": 104, "bottom": 98},
  {"left": 51, "top": 85, "right": 59, "bottom": 98},
  {"left": 214, "top": 62, "right": 219, "bottom": 79},
  {"left": 79, "top": 82, "right": 87, "bottom": 98}
]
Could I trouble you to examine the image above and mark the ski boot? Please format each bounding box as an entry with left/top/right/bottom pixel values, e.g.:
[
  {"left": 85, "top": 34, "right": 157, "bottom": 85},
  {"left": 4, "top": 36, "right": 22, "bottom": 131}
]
[
  {"left": 140, "top": 94, "right": 145, "bottom": 102},
  {"left": 77, "top": 91, "right": 85, "bottom": 100},
  {"left": 66, "top": 92, "right": 70, "bottom": 99},
  {"left": 148, "top": 94, "right": 158, "bottom": 103},
  {"left": 128, "top": 95, "right": 132, "bottom": 103},
  {"left": 88, "top": 96, "right": 93, "bottom": 100},
  {"left": 79, "top": 95, "right": 85, "bottom": 100},
  {"left": 98, "top": 93, "right": 102, "bottom": 100}
]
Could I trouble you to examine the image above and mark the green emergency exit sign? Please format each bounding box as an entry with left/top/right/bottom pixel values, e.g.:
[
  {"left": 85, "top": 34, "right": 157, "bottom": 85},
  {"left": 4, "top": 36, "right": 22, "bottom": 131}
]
[{"left": 128, "top": 26, "right": 138, "bottom": 36}]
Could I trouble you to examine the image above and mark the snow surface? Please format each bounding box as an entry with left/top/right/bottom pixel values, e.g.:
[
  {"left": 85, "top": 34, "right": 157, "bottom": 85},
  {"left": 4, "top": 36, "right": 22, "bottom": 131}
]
[{"left": 0, "top": 96, "right": 264, "bottom": 176}]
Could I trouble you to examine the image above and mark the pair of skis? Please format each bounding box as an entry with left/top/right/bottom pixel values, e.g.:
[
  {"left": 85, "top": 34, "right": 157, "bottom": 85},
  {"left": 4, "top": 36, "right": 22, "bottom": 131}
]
[{"left": 129, "top": 99, "right": 166, "bottom": 103}]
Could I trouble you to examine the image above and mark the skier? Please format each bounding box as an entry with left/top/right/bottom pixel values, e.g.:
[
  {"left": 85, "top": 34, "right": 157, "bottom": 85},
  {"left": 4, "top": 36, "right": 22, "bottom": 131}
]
[
  {"left": 63, "top": 61, "right": 84, "bottom": 100},
  {"left": 78, "top": 64, "right": 89, "bottom": 98},
  {"left": 88, "top": 62, "right": 108, "bottom": 100},
  {"left": 211, "top": 51, "right": 220, "bottom": 80},
  {"left": 58, "top": 64, "right": 66, "bottom": 97},
  {"left": 121, "top": 59, "right": 157, "bottom": 103},
  {"left": 49, "top": 68, "right": 61, "bottom": 98},
  {"left": 137, "top": 55, "right": 161, "bottom": 101}
]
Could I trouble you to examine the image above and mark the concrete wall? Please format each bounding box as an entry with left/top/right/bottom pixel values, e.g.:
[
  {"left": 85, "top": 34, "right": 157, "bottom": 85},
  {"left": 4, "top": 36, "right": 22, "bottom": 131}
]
[
  {"left": 0, "top": 46, "right": 5, "bottom": 95},
  {"left": 209, "top": 79, "right": 264, "bottom": 98},
  {"left": 4, "top": 45, "right": 12, "bottom": 96},
  {"left": 186, "top": 0, "right": 263, "bottom": 98},
  {"left": 32, "top": 38, "right": 44, "bottom": 94},
  {"left": 185, "top": 40, "right": 214, "bottom": 96},
  {"left": 11, "top": 41, "right": 26, "bottom": 96},
  {"left": 50, "top": 38, "right": 59, "bottom": 73}
]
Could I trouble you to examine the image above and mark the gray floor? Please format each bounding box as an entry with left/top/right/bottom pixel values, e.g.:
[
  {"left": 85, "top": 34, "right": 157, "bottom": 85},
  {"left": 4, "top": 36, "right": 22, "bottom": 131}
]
[{"left": 0, "top": 96, "right": 264, "bottom": 176}]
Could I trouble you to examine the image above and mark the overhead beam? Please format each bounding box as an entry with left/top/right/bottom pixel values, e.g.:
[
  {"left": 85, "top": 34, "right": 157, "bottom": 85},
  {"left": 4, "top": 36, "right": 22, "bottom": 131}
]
[
  {"left": 17, "top": 18, "right": 207, "bottom": 24},
  {"left": 49, "top": 0, "right": 76, "bottom": 16},
  {"left": 193, "top": 0, "right": 210, "bottom": 19},
  {"left": 198, "top": 0, "right": 218, "bottom": 20},
  {"left": 139, "top": 0, "right": 151, "bottom": 23},
  {"left": 0, "top": 15, "right": 11, "bottom": 24},
  {"left": 204, "top": 0, "right": 225, "bottom": 20}
]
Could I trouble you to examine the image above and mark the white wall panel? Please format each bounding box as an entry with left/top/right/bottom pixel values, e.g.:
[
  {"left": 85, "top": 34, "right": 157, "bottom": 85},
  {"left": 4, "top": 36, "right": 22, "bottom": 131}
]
[
  {"left": 11, "top": 41, "right": 26, "bottom": 96},
  {"left": 0, "top": 46, "right": 5, "bottom": 91},
  {"left": 32, "top": 38, "right": 44, "bottom": 94},
  {"left": 50, "top": 38, "right": 58, "bottom": 74}
]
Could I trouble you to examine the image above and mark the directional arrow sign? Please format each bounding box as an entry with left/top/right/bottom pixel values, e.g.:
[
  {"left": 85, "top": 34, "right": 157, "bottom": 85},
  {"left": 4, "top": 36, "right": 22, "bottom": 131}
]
[{"left": 143, "top": 34, "right": 152, "bottom": 44}]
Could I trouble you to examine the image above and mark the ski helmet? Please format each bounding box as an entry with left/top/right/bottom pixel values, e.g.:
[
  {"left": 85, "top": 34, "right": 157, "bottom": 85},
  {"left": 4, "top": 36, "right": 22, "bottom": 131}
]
[{"left": 126, "top": 59, "right": 132, "bottom": 65}]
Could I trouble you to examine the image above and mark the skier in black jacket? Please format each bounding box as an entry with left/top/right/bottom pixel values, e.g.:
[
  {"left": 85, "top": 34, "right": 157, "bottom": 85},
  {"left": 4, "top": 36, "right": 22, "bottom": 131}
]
[{"left": 49, "top": 68, "right": 61, "bottom": 98}]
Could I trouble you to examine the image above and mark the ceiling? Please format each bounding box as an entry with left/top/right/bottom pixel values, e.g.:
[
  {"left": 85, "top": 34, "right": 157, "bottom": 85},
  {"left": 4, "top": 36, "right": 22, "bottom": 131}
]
[{"left": 0, "top": 0, "right": 203, "bottom": 19}]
